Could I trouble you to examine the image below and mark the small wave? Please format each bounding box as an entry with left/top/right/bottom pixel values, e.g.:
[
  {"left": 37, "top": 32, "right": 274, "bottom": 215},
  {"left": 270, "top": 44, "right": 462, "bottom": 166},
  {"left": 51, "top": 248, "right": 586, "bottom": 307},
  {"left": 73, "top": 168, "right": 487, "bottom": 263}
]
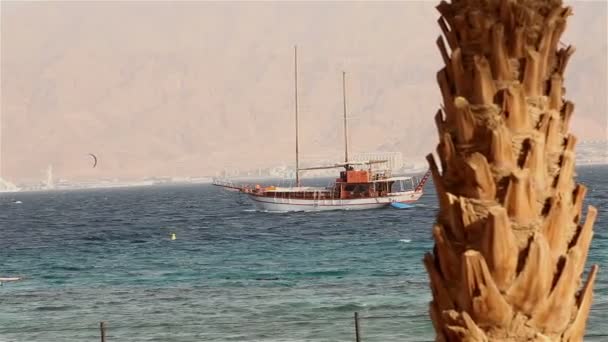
[
  {"left": 322, "top": 303, "right": 366, "bottom": 312},
  {"left": 399, "top": 239, "right": 412, "bottom": 243},
  {"left": 293, "top": 270, "right": 349, "bottom": 278},
  {"left": 254, "top": 277, "right": 280, "bottom": 281},
  {"left": 403, "top": 280, "right": 431, "bottom": 289},
  {"left": 82, "top": 236, "right": 106, "bottom": 242},
  {"left": 35, "top": 305, "right": 75, "bottom": 311},
  {"left": 260, "top": 210, "right": 292, "bottom": 214},
  {"left": 14, "top": 200, "right": 23, "bottom": 204},
  {"left": 54, "top": 266, "right": 85, "bottom": 271}
]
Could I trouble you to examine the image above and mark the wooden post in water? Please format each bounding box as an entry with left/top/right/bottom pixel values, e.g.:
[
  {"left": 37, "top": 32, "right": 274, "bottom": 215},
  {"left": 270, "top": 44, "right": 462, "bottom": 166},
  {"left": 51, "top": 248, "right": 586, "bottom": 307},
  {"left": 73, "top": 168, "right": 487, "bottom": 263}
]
[
  {"left": 353, "top": 312, "right": 361, "bottom": 342},
  {"left": 100, "top": 321, "right": 107, "bottom": 342}
]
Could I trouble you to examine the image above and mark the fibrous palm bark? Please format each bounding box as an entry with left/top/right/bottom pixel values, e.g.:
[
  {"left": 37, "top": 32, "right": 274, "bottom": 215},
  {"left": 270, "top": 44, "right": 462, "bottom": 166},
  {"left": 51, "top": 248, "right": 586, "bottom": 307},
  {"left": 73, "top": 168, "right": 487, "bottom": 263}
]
[{"left": 425, "top": 0, "right": 599, "bottom": 340}]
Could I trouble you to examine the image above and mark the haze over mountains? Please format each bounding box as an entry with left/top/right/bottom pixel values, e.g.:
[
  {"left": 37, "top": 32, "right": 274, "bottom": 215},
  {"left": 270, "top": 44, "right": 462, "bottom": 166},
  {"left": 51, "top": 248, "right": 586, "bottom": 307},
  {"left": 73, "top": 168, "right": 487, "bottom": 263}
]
[{"left": 1, "top": 1, "right": 606, "bottom": 182}]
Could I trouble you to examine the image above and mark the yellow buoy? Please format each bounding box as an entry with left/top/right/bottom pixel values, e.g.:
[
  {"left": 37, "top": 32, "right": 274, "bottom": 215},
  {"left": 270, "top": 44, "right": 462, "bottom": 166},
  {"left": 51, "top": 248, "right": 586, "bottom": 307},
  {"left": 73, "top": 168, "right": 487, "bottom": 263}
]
[{"left": 170, "top": 233, "right": 176, "bottom": 240}]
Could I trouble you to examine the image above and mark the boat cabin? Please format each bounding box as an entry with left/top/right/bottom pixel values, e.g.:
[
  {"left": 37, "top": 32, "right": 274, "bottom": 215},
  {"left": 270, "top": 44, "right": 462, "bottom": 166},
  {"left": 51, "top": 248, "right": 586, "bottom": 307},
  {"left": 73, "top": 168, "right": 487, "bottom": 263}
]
[{"left": 335, "top": 170, "right": 414, "bottom": 199}]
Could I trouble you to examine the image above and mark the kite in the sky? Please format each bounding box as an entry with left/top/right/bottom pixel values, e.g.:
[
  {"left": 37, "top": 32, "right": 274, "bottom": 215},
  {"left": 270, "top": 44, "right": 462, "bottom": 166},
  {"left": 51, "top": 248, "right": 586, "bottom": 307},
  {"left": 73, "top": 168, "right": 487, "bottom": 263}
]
[{"left": 88, "top": 153, "right": 98, "bottom": 168}]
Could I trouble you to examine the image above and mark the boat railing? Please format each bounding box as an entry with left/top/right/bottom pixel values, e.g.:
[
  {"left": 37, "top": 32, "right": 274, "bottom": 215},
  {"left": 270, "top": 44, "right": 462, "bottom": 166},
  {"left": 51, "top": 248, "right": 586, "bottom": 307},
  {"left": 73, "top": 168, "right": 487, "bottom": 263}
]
[
  {"left": 414, "top": 169, "right": 432, "bottom": 192},
  {"left": 212, "top": 178, "right": 250, "bottom": 192}
]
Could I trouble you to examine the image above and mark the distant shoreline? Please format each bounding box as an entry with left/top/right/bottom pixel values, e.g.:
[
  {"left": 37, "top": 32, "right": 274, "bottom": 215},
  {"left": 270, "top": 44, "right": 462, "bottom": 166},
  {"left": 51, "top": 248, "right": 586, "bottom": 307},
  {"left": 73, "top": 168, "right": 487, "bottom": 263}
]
[{"left": 2, "top": 164, "right": 607, "bottom": 195}]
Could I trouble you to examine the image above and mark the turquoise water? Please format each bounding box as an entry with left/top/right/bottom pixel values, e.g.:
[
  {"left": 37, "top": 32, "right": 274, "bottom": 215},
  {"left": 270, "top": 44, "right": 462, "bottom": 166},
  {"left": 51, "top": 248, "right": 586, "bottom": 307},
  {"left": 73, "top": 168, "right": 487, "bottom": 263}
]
[{"left": 1, "top": 166, "right": 607, "bottom": 341}]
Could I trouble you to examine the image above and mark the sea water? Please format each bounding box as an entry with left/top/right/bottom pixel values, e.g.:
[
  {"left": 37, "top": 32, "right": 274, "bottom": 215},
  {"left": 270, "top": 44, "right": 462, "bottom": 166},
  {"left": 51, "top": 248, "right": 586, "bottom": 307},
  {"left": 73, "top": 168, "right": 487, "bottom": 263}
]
[{"left": 1, "top": 166, "right": 607, "bottom": 341}]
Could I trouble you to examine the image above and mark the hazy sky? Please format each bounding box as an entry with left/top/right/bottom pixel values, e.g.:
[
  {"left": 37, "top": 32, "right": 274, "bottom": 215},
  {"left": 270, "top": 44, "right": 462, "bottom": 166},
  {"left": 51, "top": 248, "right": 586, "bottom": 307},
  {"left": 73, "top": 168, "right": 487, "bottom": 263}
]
[{"left": 1, "top": 1, "right": 606, "bottom": 182}]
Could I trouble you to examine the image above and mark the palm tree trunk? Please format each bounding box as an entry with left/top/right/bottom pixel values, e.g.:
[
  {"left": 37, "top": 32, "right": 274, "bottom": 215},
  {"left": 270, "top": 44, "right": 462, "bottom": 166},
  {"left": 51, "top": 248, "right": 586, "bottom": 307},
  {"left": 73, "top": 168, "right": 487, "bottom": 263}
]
[{"left": 425, "top": 0, "right": 599, "bottom": 340}]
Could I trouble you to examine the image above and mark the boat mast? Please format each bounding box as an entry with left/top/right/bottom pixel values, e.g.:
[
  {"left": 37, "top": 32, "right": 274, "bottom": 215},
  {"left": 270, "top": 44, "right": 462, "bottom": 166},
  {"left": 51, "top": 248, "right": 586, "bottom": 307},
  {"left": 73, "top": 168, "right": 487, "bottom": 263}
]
[
  {"left": 342, "top": 71, "right": 349, "bottom": 165},
  {"left": 294, "top": 45, "right": 301, "bottom": 187}
]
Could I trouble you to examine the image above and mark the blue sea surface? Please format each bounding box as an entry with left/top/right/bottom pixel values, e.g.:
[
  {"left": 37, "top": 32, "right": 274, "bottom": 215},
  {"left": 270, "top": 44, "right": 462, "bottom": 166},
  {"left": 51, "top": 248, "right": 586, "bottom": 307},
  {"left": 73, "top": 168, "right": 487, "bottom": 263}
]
[{"left": 1, "top": 166, "right": 607, "bottom": 341}]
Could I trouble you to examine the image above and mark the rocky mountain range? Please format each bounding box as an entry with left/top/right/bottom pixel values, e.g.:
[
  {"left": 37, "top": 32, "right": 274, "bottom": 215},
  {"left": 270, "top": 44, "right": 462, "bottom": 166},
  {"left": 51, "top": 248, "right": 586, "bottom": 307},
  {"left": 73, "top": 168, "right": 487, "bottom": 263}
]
[{"left": 1, "top": 1, "right": 606, "bottom": 181}]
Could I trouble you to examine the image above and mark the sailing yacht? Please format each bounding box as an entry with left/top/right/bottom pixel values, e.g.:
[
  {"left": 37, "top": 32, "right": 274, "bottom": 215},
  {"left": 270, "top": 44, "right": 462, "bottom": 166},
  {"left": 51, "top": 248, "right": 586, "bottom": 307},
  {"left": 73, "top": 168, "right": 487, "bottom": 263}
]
[{"left": 213, "top": 47, "right": 430, "bottom": 212}]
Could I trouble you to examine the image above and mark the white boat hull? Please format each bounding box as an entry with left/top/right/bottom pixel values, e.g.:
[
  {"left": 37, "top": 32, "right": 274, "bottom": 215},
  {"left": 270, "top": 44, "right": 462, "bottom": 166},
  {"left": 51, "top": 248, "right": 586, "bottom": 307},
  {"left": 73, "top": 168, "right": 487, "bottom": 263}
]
[{"left": 247, "top": 191, "right": 423, "bottom": 212}]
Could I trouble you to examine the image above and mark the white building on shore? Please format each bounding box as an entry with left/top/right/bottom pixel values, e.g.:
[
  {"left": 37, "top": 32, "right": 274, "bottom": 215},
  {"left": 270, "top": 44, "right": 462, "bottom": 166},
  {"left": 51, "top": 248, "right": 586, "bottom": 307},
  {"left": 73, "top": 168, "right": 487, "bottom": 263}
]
[
  {"left": 351, "top": 152, "right": 404, "bottom": 171},
  {"left": 0, "top": 177, "right": 20, "bottom": 192}
]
